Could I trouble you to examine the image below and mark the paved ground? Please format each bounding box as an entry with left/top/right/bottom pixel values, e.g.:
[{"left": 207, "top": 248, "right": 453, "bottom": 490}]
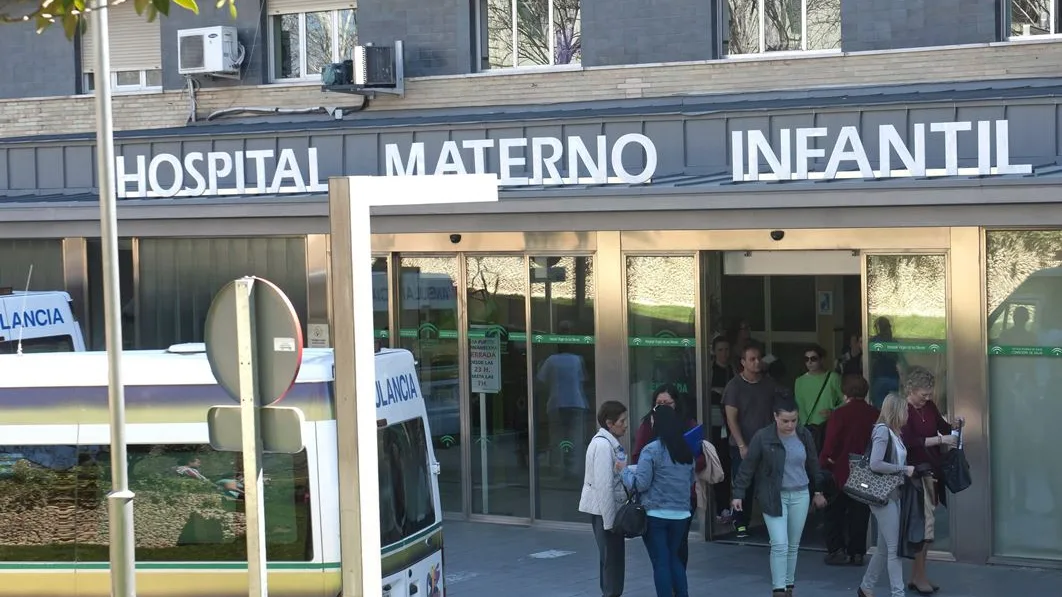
[{"left": 442, "top": 520, "right": 1062, "bottom": 597}]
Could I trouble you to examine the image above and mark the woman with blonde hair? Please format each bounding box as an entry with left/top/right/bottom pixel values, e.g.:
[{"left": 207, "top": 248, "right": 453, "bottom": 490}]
[{"left": 858, "top": 392, "right": 916, "bottom": 597}]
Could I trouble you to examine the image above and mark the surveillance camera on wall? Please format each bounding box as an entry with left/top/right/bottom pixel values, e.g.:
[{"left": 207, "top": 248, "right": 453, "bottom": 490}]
[
  {"left": 770, "top": 230, "right": 785, "bottom": 241},
  {"left": 449, "top": 234, "right": 462, "bottom": 244}
]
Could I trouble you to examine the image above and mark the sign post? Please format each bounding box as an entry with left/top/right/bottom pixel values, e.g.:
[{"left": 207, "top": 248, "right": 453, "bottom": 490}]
[
  {"left": 204, "top": 276, "right": 305, "bottom": 597},
  {"left": 328, "top": 174, "right": 498, "bottom": 597},
  {"left": 470, "top": 331, "right": 502, "bottom": 512}
]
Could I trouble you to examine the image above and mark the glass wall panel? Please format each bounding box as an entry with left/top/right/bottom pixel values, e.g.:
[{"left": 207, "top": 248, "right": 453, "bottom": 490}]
[
  {"left": 627, "top": 256, "right": 698, "bottom": 426},
  {"left": 987, "top": 230, "right": 1062, "bottom": 559},
  {"left": 398, "top": 256, "right": 462, "bottom": 512},
  {"left": 466, "top": 256, "right": 529, "bottom": 517},
  {"left": 866, "top": 254, "right": 950, "bottom": 551},
  {"left": 372, "top": 257, "right": 390, "bottom": 350},
  {"left": 530, "top": 256, "right": 595, "bottom": 522}
]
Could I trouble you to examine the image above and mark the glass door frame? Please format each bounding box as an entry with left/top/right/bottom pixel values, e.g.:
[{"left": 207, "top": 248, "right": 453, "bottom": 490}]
[{"left": 861, "top": 248, "right": 954, "bottom": 561}]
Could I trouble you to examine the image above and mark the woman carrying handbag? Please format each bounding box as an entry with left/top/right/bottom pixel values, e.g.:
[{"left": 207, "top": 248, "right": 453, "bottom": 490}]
[
  {"left": 579, "top": 401, "right": 631, "bottom": 597},
  {"left": 858, "top": 392, "right": 916, "bottom": 597}
]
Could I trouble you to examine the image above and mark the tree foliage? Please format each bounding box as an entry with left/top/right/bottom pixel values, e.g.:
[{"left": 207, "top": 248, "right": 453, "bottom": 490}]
[{"left": 0, "top": 0, "right": 236, "bottom": 40}]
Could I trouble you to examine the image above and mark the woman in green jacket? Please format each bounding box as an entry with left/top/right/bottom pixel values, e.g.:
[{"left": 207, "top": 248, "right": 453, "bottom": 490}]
[{"left": 732, "top": 398, "right": 827, "bottom": 597}]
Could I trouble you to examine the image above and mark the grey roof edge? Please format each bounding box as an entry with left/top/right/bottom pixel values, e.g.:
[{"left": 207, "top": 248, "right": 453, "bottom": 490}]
[{"left": 4, "top": 76, "right": 1062, "bottom": 146}]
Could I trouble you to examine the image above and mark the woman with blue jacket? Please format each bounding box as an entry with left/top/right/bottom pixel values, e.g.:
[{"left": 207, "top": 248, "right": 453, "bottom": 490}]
[{"left": 622, "top": 404, "right": 695, "bottom": 597}]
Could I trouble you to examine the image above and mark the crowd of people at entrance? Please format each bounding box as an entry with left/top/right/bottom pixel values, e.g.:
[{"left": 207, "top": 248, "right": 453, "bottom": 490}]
[{"left": 579, "top": 326, "right": 966, "bottom": 597}]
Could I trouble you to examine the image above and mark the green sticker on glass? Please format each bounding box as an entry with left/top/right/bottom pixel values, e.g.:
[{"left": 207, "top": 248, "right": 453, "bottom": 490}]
[
  {"left": 868, "top": 341, "right": 946, "bottom": 353},
  {"left": 531, "top": 334, "right": 594, "bottom": 344},
  {"left": 373, "top": 329, "right": 389, "bottom": 339},
  {"left": 988, "top": 345, "right": 1062, "bottom": 357},
  {"left": 628, "top": 336, "right": 696, "bottom": 348}
]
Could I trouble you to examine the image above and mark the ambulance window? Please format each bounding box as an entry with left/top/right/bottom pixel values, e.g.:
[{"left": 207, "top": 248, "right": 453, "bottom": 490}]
[
  {"left": 0, "top": 335, "right": 75, "bottom": 354},
  {"left": 378, "top": 418, "right": 436, "bottom": 547}
]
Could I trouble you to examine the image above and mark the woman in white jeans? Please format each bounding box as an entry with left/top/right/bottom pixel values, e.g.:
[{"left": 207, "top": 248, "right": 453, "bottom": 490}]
[
  {"left": 732, "top": 398, "right": 826, "bottom": 597},
  {"left": 858, "top": 392, "right": 916, "bottom": 597}
]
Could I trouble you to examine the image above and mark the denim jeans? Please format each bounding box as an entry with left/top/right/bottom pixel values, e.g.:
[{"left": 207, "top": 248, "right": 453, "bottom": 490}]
[
  {"left": 762, "top": 489, "right": 811, "bottom": 590},
  {"left": 861, "top": 498, "right": 905, "bottom": 597},
  {"left": 642, "top": 516, "right": 690, "bottom": 597}
]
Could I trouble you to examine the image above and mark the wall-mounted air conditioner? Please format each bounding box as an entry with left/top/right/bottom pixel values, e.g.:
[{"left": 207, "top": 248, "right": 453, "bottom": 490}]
[
  {"left": 178, "top": 26, "right": 241, "bottom": 76},
  {"left": 353, "top": 44, "right": 397, "bottom": 88},
  {"left": 322, "top": 41, "right": 405, "bottom": 97}
]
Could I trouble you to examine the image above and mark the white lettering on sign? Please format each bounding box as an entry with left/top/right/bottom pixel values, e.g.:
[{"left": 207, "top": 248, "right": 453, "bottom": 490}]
[
  {"left": 731, "top": 120, "right": 1033, "bottom": 182},
  {"left": 375, "top": 371, "right": 421, "bottom": 407},
  {"left": 384, "top": 134, "right": 658, "bottom": 186},
  {"left": 115, "top": 148, "right": 329, "bottom": 199},
  {"left": 470, "top": 336, "right": 502, "bottom": 394},
  {"left": 0, "top": 308, "right": 65, "bottom": 331}
]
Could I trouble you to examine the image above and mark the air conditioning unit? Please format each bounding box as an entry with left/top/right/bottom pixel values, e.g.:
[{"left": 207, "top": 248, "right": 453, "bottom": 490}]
[
  {"left": 177, "top": 26, "right": 240, "bottom": 76},
  {"left": 353, "top": 44, "right": 397, "bottom": 88}
]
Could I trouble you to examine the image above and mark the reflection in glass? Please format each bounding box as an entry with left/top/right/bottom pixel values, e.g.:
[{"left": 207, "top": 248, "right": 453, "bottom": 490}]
[
  {"left": 378, "top": 418, "right": 437, "bottom": 547},
  {"left": 272, "top": 14, "right": 301, "bottom": 79},
  {"left": 987, "top": 231, "right": 1062, "bottom": 559},
  {"left": 399, "top": 256, "right": 461, "bottom": 512},
  {"left": 626, "top": 256, "right": 698, "bottom": 426},
  {"left": 484, "top": 0, "right": 581, "bottom": 68},
  {"left": 0, "top": 445, "right": 80, "bottom": 562},
  {"left": 531, "top": 257, "right": 595, "bottom": 522},
  {"left": 372, "top": 257, "right": 390, "bottom": 350},
  {"left": 305, "top": 11, "right": 333, "bottom": 75},
  {"left": 726, "top": 0, "right": 840, "bottom": 54},
  {"left": 337, "top": 9, "right": 358, "bottom": 61},
  {"left": 466, "top": 256, "right": 529, "bottom": 517},
  {"left": 1011, "top": 0, "right": 1054, "bottom": 36},
  {"left": 865, "top": 253, "right": 949, "bottom": 551}
]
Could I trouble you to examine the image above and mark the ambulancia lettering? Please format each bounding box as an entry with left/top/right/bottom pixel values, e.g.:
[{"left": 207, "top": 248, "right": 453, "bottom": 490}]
[
  {"left": 375, "top": 372, "right": 420, "bottom": 407},
  {"left": 0, "top": 307, "right": 65, "bottom": 331}
]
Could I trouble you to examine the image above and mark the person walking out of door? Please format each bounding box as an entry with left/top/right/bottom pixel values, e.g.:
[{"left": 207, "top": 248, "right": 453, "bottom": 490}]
[
  {"left": 819, "top": 374, "right": 878, "bottom": 566},
  {"left": 731, "top": 398, "right": 826, "bottom": 597},
  {"left": 723, "top": 341, "right": 781, "bottom": 539},
  {"left": 794, "top": 344, "right": 844, "bottom": 452}
]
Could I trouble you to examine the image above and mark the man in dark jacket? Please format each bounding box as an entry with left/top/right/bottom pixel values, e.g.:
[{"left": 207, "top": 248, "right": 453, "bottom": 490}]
[{"left": 818, "top": 374, "right": 879, "bottom": 565}]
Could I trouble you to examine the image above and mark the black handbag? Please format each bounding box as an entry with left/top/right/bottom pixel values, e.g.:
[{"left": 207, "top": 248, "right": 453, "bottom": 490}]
[
  {"left": 842, "top": 426, "right": 905, "bottom": 507},
  {"left": 613, "top": 487, "right": 647, "bottom": 538},
  {"left": 941, "top": 428, "right": 972, "bottom": 494}
]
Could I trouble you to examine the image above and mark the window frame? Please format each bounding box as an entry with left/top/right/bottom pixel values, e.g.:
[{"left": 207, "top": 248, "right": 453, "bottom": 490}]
[
  {"left": 268, "top": 8, "right": 358, "bottom": 83},
  {"left": 475, "top": 0, "right": 583, "bottom": 71},
  {"left": 1006, "top": 0, "right": 1062, "bottom": 39},
  {"left": 723, "top": 0, "right": 842, "bottom": 57},
  {"left": 82, "top": 70, "right": 164, "bottom": 95}
]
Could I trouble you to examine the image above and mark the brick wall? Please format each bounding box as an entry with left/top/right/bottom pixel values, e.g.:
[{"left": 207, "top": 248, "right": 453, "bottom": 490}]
[
  {"left": 842, "top": 0, "right": 998, "bottom": 52},
  {"left": 1, "top": 41, "right": 1060, "bottom": 140}
]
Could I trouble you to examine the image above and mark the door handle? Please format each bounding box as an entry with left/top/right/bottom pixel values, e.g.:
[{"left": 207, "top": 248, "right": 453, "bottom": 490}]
[{"left": 409, "top": 583, "right": 419, "bottom": 595}]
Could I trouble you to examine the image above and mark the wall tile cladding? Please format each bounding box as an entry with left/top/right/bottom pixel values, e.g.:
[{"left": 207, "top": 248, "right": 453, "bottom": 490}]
[
  {"left": 2, "top": 41, "right": 1062, "bottom": 140},
  {"left": 841, "top": 0, "right": 998, "bottom": 52},
  {"left": 581, "top": 0, "right": 717, "bottom": 66},
  {"left": 0, "top": 19, "right": 79, "bottom": 100},
  {"left": 357, "top": 0, "right": 473, "bottom": 77},
  {"left": 160, "top": 0, "right": 268, "bottom": 90}
]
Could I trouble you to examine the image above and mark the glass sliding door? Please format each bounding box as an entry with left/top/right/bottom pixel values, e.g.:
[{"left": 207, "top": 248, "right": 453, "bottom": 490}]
[
  {"left": 986, "top": 230, "right": 1062, "bottom": 560},
  {"left": 397, "top": 256, "right": 462, "bottom": 513},
  {"left": 530, "top": 256, "right": 596, "bottom": 522},
  {"left": 372, "top": 257, "right": 390, "bottom": 350},
  {"left": 466, "top": 255, "right": 530, "bottom": 518},
  {"left": 865, "top": 253, "right": 950, "bottom": 551}
]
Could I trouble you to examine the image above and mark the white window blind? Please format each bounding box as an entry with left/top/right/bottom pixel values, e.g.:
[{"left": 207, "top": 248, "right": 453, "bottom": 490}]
[
  {"left": 268, "top": 0, "right": 356, "bottom": 15},
  {"left": 81, "top": 2, "right": 162, "bottom": 73}
]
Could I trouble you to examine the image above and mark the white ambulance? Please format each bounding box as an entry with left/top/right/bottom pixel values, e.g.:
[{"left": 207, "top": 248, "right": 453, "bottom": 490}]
[{"left": 0, "top": 288, "right": 87, "bottom": 353}]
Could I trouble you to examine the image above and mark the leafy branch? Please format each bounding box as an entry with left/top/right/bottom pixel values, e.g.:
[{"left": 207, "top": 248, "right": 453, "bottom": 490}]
[{"left": 0, "top": 0, "right": 236, "bottom": 40}]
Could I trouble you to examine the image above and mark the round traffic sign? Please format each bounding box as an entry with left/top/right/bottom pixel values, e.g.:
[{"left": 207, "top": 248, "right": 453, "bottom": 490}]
[{"left": 205, "top": 276, "right": 304, "bottom": 406}]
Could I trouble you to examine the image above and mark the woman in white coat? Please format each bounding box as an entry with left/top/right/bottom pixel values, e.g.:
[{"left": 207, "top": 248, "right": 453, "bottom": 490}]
[{"left": 579, "top": 400, "right": 630, "bottom": 597}]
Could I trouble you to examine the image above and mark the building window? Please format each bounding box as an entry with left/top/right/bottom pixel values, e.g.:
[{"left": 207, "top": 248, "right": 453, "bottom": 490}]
[
  {"left": 84, "top": 70, "right": 164, "bottom": 94},
  {"left": 1010, "top": 1, "right": 1061, "bottom": 36},
  {"left": 478, "top": 0, "right": 582, "bottom": 69},
  {"left": 80, "top": 2, "right": 162, "bottom": 93},
  {"left": 268, "top": 1, "right": 358, "bottom": 82},
  {"left": 725, "top": 0, "right": 841, "bottom": 55}
]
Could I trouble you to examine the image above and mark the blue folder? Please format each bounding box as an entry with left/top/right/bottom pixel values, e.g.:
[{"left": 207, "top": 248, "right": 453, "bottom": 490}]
[{"left": 683, "top": 425, "right": 704, "bottom": 455}]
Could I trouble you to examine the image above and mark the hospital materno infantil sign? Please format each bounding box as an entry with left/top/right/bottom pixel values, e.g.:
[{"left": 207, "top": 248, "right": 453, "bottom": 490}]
[{"left": 113, "top": 119, "right": 1032, "bottom": 199}]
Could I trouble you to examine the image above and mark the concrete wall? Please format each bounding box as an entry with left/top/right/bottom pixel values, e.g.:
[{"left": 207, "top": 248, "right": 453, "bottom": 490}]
[
  {"left": 159, "top": 0, "right": 267, "bottom": 90},
  {"left": 357, "top": 0, "right": 473, "bottom": 77},
  {"left": 0, "top": 20, "right": 79, "bottom": 100},
  {"left": 842, "top": 0, "right": 998, "bottom": 52},
  {"left": 582, "top": 0, "right": 717, "bottom": 66}
]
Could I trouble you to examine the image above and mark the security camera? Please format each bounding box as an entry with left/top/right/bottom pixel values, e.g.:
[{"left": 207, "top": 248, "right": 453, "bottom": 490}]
[
  {"left": 449, "top": 234, "right": 462, "bottom": 244},
  {"left": 770, "top": 230, "right": 785, "bottom": 241}
]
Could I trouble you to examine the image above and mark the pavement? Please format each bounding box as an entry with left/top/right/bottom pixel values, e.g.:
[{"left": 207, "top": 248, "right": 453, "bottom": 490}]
[{"left": 441, "top": 520, "right": 1062, "bottom": 597}]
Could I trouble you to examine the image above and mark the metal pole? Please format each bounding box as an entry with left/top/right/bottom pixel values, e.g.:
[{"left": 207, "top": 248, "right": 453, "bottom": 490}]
[
  {"left": 235, "top": 278, "right": 269, "bottom": 597},
  {"left": 90, "top": 2, "right": 137, "bottom": 597}
]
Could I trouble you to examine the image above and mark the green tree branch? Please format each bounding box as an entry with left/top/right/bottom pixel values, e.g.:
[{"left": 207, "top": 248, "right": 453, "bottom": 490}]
[{"left": 0, "top": 0, "right": 236, "bottom": 39}]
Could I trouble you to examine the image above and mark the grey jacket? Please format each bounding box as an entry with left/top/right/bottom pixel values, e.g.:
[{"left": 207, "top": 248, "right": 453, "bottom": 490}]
[
  {"left": 732, "top": 424, "right": 821, "bottom": 517},
  {"left": 622, "top": 439, "right": 695, "bottom": 512},
  {"left": 868, "top": 423, "right": 908, "bottom": 501}
]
